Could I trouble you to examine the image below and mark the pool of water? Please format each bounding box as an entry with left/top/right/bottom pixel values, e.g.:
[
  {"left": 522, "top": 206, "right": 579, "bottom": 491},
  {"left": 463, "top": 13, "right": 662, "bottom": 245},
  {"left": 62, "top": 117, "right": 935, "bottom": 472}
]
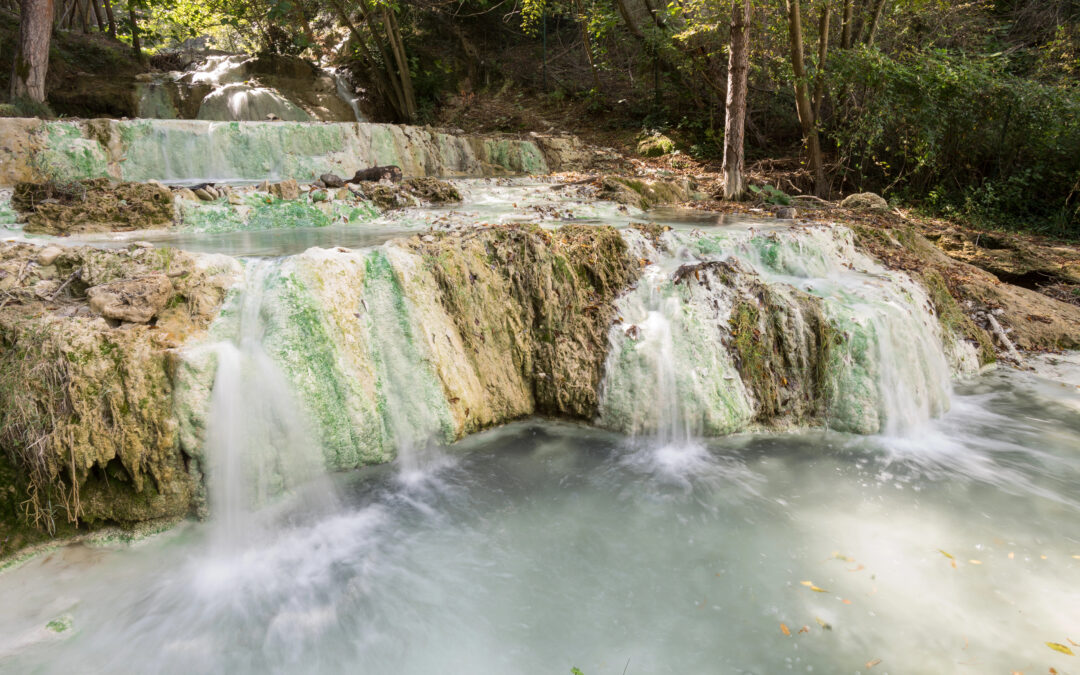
[
  {"left": 1, "top": 179, "right": 774, "bottom": 258},
  {"left": 1, "top": 362, "right": 1078, "bottom": 674}
]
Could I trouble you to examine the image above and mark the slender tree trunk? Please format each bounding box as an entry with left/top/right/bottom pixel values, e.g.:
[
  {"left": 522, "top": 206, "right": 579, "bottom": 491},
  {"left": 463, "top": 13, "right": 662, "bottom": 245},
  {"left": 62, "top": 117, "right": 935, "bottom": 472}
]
[
  {"left": 840, "top": 0, "right": 854, "bottom": 48},
  {"left": 381, "top": 6, "right": 417, "bottom": 121},
  {"left": 785, "top": 0, "right": 826, "bottom": 196},
  {"left": 330, "top": 0, "right": 406, "bottom": 119},
  {"left": 129, "top": 4, "right": 142, "bottom": 63},
  {"left": 864, "top": 0, "right": 887, "bottom": 46},
  {"left": 614, "top": 0, "right": 644, "bottom": 39},
  {"left": 78, "top": 0, "right": 89, "bottom": 32},
  {"left": 103, "top": 0, "right": 116, "bottom": 37},
  {"left": 90, "top": 0, "right": 104, "bottom": 32},
  {"left": 11, "top": 0, "right": 54, "bottom": 104},
  {"left": 573, "top": 0, "right": 603, "bottom": 92},
  {"left": 721, "top": 0, "right": 751, "bottom": 200},
  {"left": 812, "top": 5, "right": 830, "bottom": 121}
]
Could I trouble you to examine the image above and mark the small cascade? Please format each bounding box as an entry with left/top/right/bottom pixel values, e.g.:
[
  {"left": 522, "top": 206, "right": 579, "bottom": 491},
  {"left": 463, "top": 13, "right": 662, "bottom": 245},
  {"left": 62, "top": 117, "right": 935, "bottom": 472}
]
[
  {"left": 360, "top": 251, "right": 455, "bottom": 480},
  {"left": 203, "top": 260, "right": 328, "bottom": 548},
  {"left": 330, "top": 68, "right": 367, "bottom": 122},
  {"left": 134, "top": 81, "right": 178, "bottom": 119},
  {"left": 196, "top": 83, "right": 311, "bottom": 122}
]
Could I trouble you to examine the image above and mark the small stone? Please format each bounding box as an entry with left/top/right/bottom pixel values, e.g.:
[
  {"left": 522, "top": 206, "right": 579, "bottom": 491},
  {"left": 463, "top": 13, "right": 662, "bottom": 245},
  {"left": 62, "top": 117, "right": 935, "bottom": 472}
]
[
  {"left": 774, "top": 207, "right": 797, "bottom": 219},
  {"left": 86, "top": 274, "right": 173, "bottom": 324},
  {"left": 320, "top": 173, "right": 345, "bottom": 188},
  {"left": 312, "top": 179, "right": 327, "bottom": 189},
  {"left": 36, "top": 245, "right": 63, "bottom": 266},
  {"left": 173, "top": 187, "right": 198, "bottom": 202},
  {"left": 194, "top": 188, "right": 215, "bottom": 201},
  {"left": 227, "top": 192, "right": 245, "bottom": 206},
  {"left": 268, "top": 179, "right": 300, "bottom": 201}
]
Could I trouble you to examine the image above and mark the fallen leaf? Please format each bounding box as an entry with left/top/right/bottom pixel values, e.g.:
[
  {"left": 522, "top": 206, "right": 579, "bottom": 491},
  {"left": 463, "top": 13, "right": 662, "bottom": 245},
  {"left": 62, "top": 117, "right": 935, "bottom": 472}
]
[
  {"left": 1041, "top": 555, "right": 1048, "bottom": 560},
  {"left": 801, "top": 580, "right": 814, "bottom": 587},
  {"left": 1046, "top": 642, "right": 1075, "bottom": 656},
  {"left": 815, "top": 617, "right": 832, "bottom": 630},
  {"left": 842, "top": 598, "right": 852, "bottom": 605},
  {"left": 1072, "top": 555, "right": 1080, "bottom": 560},
  {"left": 799, "top": 625, "right": 809, "bottom": 634},
  {"left": 968, "top": 559, "right": 982, "bottom": 565},
  {"left": 1068, "top": 638, "right": 1079, "bottom": 646},
  {"left": 848, "top": 564, "right": 865, "bottom": 572},
  {"left": 938, "top": 549, "right": 955, "bottom": 559},
  {"left": 1009, "top": 552, "right": 1015, "bottom": 559},
  {"left": 866, "top": 658, "right": 882, "bottom": 668},
  {"left": 780, "top": 623, "right": 791, "bottom": 637},
  {"left": 832, "top": 552, "right": 854, "bottom": 562},
  {"left": 1011, "top": 671, "right": 1024, "bottom": 675},
  {"left": 1050, "top": 668, "right": 1058, "bottom": 674}
]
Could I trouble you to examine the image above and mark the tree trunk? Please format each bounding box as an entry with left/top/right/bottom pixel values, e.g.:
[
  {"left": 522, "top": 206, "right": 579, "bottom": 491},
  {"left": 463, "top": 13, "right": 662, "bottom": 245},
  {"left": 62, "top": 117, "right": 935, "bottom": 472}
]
[
  {"left": 574, "top": 0, "right": 603, "bottom": 92},
  {"left": 90, "top": 0, "right": 104, "bottom": 31},
  {"left": 10, "top": 0, "right": 54, "bottom": 104},
  {"left": 381, "top": 6, "right": 417, "bottom": 121},
  {"left": 812, "top": 5, "right": 830, "bottom": 121},
  {"left": 103, "top": 0, "right": 116, "bottom": 37},
  {"left": 129, "top": 4, "right": 142, "bottom": 63},
  {"left": 330, "top": 0, "right": 406, "bottom": 119},
  {"left": 721, "top": 0, "right": 751, "bottom": 200},
  {"left": 864, "top": 0, "right": 888, "bottom": 46},
  {"left": 785, "top": 0, "right": 826, "bottom": 196},
  {"left": 840, "top": 0, "right": 854, "bottom": 48},
  {"left": 78, "top": 0, "right": 89, "bottom": 32},
  {"left": 614, "top": 0, "right": 644, "bottom": 39}
]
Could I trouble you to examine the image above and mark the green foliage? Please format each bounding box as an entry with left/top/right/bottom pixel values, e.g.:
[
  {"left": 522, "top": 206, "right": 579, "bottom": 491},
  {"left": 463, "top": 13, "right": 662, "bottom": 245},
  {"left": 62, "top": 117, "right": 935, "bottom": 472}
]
[
  {"left": 748, "top": 184, "right": 791, "bottom": 206},
  {"left": 0, "top": 97, "right": 55, "bottom": 119},
  {"left": 830, "top": 48, "right": 1080, "bottom": 237}
]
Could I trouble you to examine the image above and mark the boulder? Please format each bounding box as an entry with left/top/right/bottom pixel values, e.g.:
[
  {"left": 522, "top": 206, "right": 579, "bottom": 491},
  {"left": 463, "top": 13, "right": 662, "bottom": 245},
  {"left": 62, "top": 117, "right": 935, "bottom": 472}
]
[
  {"left": 87, "top": 274, "right": 173, "bottom": 323},
  {"left": 637, "top": 133, "right": 675, "bottom": 158},
  {"left": 269, "top": 179, "right": 301, "bottom": 201},
  {"left": 841, "top": 192, "right": 889, "bottom": 211},
  {"left": 193, "top": 188, "right": 215, "bottom": 201},
  {"left": 350, "top": 166, "right": 403, "bottom": 183},
  {"left": 320, "top": 173, "right": 345, "bottom": 188}
]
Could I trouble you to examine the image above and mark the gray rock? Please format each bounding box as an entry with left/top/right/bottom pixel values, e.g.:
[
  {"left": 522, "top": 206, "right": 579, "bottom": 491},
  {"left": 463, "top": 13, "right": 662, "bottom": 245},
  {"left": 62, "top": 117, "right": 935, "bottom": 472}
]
[
  {"left": 840, "top": 192, "right": 889, "bottom": 211},
  {"left": 86, "top": 274, "right": 173, "bottom": 324},
  {"left": 173, "top": 187, "right": 198, "bottom": 202},
  {"left": 320, "top": 173, "right": 345, "bottom": 188},
  {"left": 194, "top": 188, "right": 215, "bottom": 201},
  {"left": 774, "top": 207, "right": 797, "bottom": 219}
]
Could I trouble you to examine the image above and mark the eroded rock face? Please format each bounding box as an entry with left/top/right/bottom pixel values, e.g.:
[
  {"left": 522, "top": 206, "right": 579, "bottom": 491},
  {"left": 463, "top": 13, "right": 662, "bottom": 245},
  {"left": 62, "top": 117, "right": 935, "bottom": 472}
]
[
  {"left": 0, "top": 242, "right": 239, "bottom": 540},
  {"left": 87, "top": 274, "right": 173, "bottom": 324}
]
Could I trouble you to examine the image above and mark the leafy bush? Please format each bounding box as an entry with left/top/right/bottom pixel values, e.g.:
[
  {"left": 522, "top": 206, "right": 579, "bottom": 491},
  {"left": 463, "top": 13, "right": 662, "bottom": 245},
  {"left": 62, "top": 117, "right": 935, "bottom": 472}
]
[{"left": 829, "top": 48, "right": 1080, "bottom": 237}]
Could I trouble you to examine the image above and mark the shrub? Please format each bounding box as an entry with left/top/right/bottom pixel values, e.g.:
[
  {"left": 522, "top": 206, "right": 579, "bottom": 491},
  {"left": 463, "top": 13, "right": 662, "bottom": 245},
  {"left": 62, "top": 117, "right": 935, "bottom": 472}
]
[{"left": 829, "top": 48, "right": 1080, "bottom": 237}]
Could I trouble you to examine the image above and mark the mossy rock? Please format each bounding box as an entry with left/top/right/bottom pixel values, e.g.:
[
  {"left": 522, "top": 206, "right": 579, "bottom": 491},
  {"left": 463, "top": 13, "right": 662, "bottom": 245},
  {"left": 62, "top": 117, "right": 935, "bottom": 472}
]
[
  {"left": 13, "top": 178, "right": 175, "bottom": 234},
  {"left": 637, "top": 134, "right": 675, "bottom": 157}
]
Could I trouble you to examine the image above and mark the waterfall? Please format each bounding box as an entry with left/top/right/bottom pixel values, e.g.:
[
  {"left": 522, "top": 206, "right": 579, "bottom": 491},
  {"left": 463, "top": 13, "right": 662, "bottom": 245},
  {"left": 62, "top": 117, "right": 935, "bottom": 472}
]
[{"left": 204, "top": 260, "right": 327, "bottom": 548}]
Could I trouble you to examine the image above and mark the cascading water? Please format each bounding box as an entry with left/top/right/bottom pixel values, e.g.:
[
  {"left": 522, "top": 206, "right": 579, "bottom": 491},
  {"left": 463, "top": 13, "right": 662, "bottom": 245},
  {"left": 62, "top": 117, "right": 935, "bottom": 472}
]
[{"left": 203, "top": 260, "right": 328, "bottom": 548}]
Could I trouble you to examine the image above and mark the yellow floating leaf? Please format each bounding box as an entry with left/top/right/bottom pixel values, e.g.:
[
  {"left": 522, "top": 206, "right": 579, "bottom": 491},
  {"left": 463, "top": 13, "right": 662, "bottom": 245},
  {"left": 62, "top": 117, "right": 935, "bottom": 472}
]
[
  {"left": 1072, "top": 555, "right": 1080, "bottom": 560},
  {"left": 1009, "top": 552, "right": 1015, "bottom": 559},
  {"left": 1046, "top": 642, "right": 1075, "bottom": 656},
  {"left": 800, "top": 580, "right": 814, "bottom": 587},
  {"left": 815, "top": 617, "right": 832, "bottom": 630},
  {"left": 938, "top": 549, "right": 955, "bottom": 559},
  {"left": 832, "top": 552, "right": 854, "bottom": 562},
  {"left": 951, "top": 560, "right": 958, "bottom": 569},
  {"left": 1068, "top": 638, "right": 1079, "bottom": 646},
  {"left": 968, "top": 560, "right": 982, "bottom": 565},
  {"left": 866, "top": 658, "right": 882, "bottom": 668},
  {"left": 810, "top": 585, "right": 829, "bottom": 593},
  {"left": 780, "top": 623, "right": 791, "bottom": 637}
]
